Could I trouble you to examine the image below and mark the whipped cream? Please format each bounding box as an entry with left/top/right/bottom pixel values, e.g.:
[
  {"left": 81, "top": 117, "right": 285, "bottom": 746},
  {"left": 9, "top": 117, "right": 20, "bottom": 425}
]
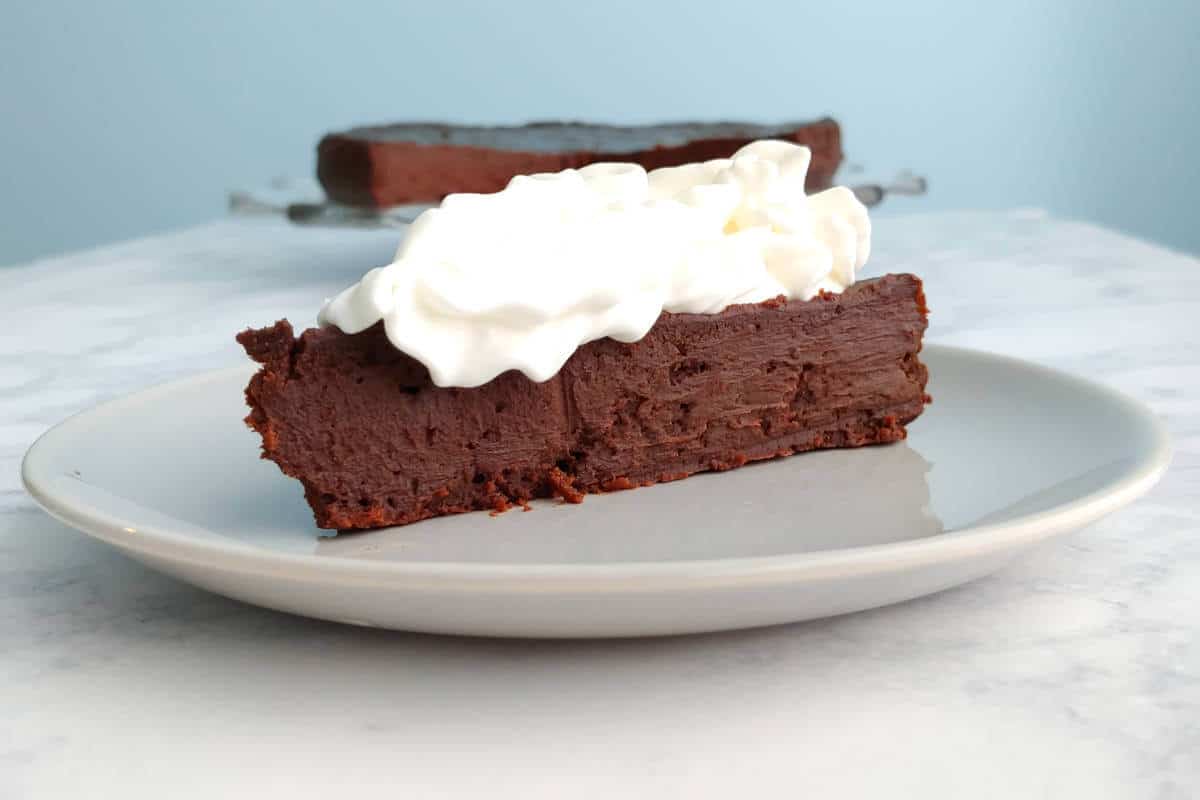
[{"left": 319, "top": 139, "right": 871, "bottom": 388}]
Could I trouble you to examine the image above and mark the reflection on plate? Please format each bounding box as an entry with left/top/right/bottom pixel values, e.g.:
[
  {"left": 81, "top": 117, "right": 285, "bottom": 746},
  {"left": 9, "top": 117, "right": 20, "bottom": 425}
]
[{"left": 316, "top": 444, "right": 940, "bottom": 563}]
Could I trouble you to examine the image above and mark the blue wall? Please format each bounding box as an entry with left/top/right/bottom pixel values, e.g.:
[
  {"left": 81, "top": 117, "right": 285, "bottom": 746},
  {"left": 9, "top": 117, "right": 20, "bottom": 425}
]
[{"left": 3, "top": 0, "right": 1198, "bottom": 264}]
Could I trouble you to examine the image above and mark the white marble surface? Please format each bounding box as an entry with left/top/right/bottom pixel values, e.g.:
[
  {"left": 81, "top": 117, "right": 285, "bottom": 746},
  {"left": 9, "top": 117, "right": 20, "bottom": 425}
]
[{"left": 2, "top": 211, "right": 1197, "bottom": 798}]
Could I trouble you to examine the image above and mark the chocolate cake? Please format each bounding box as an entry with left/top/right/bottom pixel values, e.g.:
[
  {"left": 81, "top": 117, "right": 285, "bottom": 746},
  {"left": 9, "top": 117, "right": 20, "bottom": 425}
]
[
  {"left": 317, "top": 119, "right": 843, "bottom": 208},
  {"left": 238, "top": 275, "right": 929, "bottom": 531}
]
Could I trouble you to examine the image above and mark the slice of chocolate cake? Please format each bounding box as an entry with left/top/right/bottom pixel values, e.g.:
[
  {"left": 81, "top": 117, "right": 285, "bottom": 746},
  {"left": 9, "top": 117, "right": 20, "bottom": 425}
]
[
  {"left": 317, "top": 119, "right": 843, "bottom": 208},
  {"left": 239, "top": 276, "right": 928, "bottom": 531},
  {"left": 245, "top": 138, "right": 927, "bottom": 532}
]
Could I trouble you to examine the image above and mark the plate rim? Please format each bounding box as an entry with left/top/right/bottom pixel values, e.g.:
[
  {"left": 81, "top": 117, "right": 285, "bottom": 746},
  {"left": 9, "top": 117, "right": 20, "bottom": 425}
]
[{"left": 21, "top": 344, "right": 1172, "bottom": 594}]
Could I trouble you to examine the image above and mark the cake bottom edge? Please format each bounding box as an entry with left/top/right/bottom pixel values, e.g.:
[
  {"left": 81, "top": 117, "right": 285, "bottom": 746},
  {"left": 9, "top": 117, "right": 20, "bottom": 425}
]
[{"left": 285, "top": 403, "right": 923, "bottom": 533}]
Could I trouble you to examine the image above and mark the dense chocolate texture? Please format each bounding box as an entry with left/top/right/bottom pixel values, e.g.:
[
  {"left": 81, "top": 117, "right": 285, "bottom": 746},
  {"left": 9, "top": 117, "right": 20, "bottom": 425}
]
[
  {"left": 317, "top": 119, "right": 844, "bottom": 208},
  {"left": 239, "top": 275, "right": 929, "bottom": 531}
]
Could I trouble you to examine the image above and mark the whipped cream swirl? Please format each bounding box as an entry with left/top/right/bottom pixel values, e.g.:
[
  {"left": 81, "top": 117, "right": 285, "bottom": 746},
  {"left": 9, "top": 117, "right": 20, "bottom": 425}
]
[{"left": 319, "top": 139, "right": 871, "bottom": 388}]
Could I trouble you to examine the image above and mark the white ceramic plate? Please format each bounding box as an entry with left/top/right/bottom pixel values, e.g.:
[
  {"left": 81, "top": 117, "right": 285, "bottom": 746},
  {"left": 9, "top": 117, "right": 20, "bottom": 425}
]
[{"left": 22, "top": 345, "right": 1169, "bottom": 638}]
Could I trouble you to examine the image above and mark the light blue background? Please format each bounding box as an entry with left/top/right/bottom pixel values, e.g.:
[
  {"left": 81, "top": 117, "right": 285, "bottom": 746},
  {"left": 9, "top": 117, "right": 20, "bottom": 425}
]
[{"left": 3, "top": 0, "right": 1198, "bottom": 264}]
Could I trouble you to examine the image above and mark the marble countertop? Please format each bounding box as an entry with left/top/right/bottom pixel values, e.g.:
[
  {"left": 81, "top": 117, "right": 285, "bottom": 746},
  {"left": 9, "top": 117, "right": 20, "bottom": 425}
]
[{"left": 2, "top": 211, "right": 1197, "bottom": 798}]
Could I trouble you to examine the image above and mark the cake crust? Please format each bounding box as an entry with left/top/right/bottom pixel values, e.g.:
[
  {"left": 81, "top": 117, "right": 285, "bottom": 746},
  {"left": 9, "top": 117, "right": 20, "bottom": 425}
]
[
  {"left": 317, "top": 119, "right": 844, "bottom": 208},
  {"left": 239, "top": 275, "right": 929, "bottom": 531}
]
